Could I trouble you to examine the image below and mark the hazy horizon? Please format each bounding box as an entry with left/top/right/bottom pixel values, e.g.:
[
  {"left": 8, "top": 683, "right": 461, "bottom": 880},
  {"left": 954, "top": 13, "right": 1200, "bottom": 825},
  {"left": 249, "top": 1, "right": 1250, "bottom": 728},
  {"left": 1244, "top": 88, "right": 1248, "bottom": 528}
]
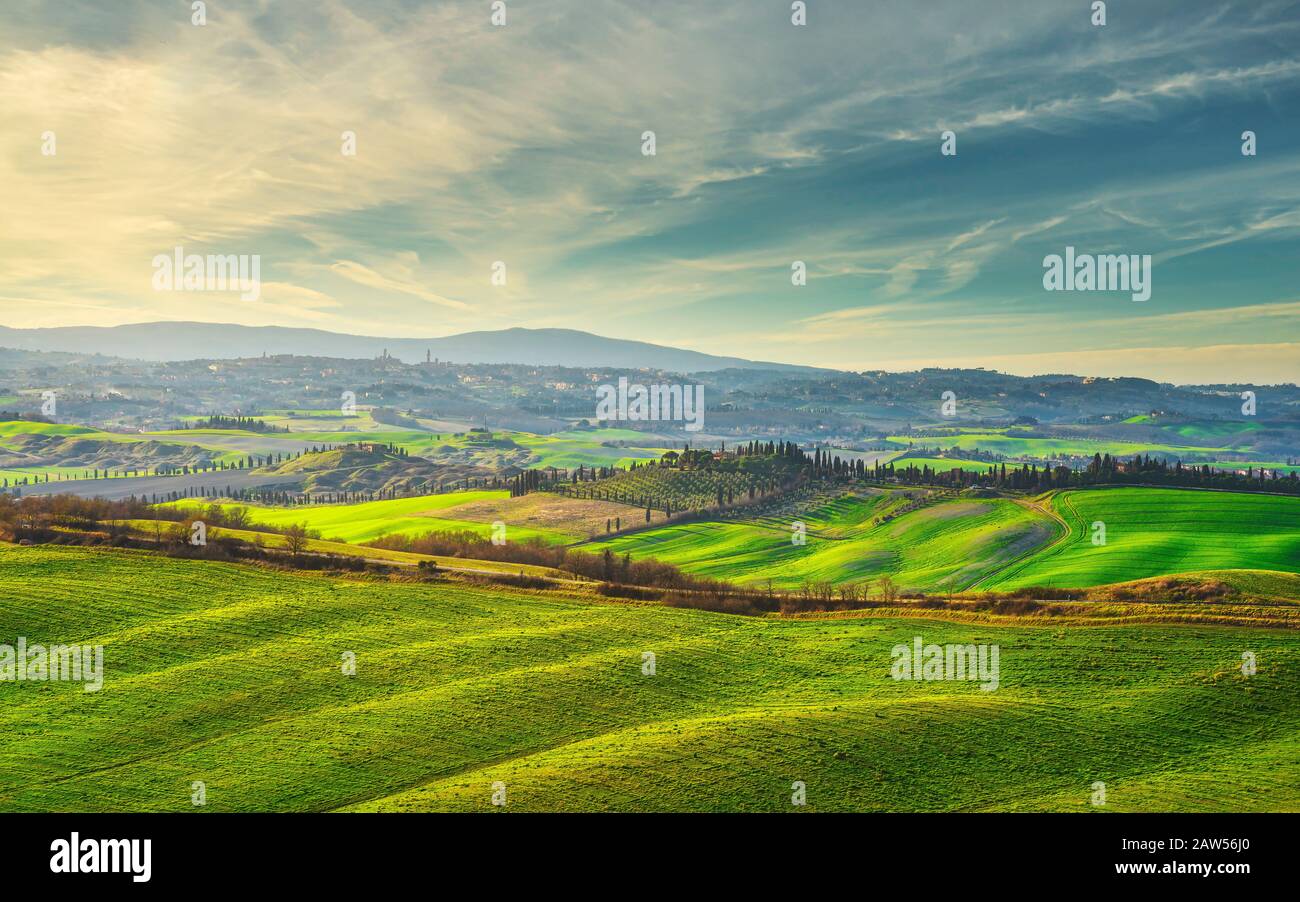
[{"left": 7, "top": 318, "right": 1300, "bottom": 386}]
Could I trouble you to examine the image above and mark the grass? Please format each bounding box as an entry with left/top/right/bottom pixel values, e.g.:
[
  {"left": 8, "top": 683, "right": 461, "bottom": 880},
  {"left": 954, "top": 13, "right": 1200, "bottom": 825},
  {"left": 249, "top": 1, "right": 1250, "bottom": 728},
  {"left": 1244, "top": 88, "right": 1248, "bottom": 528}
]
[
  {"left": 511, "top": 432, "right": 664, "bottom": 469},
  {"left": 983, "top": 487, "right": 1300, "bottom": 590},
  {"left": 1126, "top": 416, "right": 1270, "bottom": 443},
  {"left": 164, "top": 490, "right": 569, "bottom": 544},
  {"left": 890, "top": 430, "right": 1227, "bottom": 459},
  {"left": 889, "top": 455, "right": 998, "bottom": 473},
  {"left": 0, "top": 421, "right": 98, "bottom": 442},
  {"left": 0, "top": 543, "right": 1294, "bottom": 812},
  {"left": 1214, "top": 461, "right": 1300, "bottom": 474},
  {"left": 112, "top": 520, "right": 567, "bottom": 578},
  {"left": 427, "top": 492, "right": 669, "bottom": 539},
  {"left": 595, "top": 486, "right": 1300, "bottom": 593},
  {"left": 593, "top": 493, "right": 1055, "bottom": 590}
]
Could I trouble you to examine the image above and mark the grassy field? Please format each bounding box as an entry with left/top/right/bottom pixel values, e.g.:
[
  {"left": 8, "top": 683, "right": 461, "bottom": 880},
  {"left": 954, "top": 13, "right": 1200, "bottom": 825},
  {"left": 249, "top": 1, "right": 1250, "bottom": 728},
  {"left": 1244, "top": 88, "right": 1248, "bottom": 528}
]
[
  {"left": 0, "top": 543, "right": 1295, "bottom": 813},
  {"left": 163, "top": 490, "right": 659, "bottom": 544},
  {"left": 111, "top": 520, "right": 569, "bottom": 578},
  {"left": 0, "top": 421, "right": 100, "bottom": 443},
  {"left": 593, "top": 493, "right": 1055, "bottom": 590},
  {"left": 425, "top": 491, "right": 670, "bottom": 537},
  {"left": 166, "top": 490, "right": 572, "bottom": 544},
  {"left": 983, "top": 488, "right": 1300, "bottom": 590},
  {"left": 890, "top": 430, "right": 1226, "bottom": 460},
  {"left": 594, "top": 486, "right": 1300, "bottom": 593},
  {"left": 891, "top": 426, "right": 1299, "bottom": 472},
  {"left": 1123, "top": 415, "right": 1269, "bottom": 442},
  {"left": 510, "top": 432, "right": 664, "bottom": 469},
  {"left": 889, "top": 455, "right": 997, "bottom": 474}
]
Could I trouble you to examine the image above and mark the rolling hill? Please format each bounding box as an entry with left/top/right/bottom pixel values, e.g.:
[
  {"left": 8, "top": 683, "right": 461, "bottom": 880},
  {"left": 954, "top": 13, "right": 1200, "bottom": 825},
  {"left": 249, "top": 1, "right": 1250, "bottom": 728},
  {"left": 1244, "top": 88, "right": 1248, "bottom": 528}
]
[
  {"left": 982, "top": 487, "right": 1300, "bottom": 590},
  {"left": 593, "top": 492, "right": 1055, "bottom": 589},
  {"left": 167, "top": 490, "right": 567, "bottom": 544},
  {"left": 592, "top": 486, "right": 1300, "bottom": 593},
  {"left": 0, "top": 544, "right": 1295, "bottom": 812}
]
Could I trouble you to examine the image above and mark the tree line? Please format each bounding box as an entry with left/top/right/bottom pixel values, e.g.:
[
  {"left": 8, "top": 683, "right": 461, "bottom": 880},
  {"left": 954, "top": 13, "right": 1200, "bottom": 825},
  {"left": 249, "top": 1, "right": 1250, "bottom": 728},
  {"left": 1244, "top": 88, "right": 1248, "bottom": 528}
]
[{"left": 185, "top": 414, "right": 288, "bottom": 433}]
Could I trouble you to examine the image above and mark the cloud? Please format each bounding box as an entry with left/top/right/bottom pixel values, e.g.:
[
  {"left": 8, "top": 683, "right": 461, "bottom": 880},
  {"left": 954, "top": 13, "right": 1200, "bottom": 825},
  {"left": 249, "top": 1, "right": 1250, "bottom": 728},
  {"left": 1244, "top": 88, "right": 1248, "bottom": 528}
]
[
  {"left": 256, "top": 282, "right": 340, "bottom": 310},
  {"left": 920, "top": 342, "right": 1300, "bottom": 385},
  {"left": 329, "top": 260, "right": 472, "bottom": 311},
  {"left": 0, "top": 0, "right": 1296, "bottom": 382}
]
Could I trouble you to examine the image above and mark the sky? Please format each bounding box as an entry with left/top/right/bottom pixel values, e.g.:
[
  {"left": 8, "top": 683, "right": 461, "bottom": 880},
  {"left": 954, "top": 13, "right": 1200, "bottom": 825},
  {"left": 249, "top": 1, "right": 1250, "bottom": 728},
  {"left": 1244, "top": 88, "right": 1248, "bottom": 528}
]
[{"left": 1, "top": 0, "right": 1298, "bottom": 383}]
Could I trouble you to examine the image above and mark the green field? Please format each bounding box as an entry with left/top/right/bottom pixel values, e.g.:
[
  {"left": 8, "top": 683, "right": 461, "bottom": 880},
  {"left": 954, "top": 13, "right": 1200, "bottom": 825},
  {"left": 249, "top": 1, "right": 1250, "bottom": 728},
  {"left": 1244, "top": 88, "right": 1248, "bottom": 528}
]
[
  {"left": 1123, "top": 415, "right": 1268, "bottom": 441},
  {"left": 594, "top": 486, "right": 1300, "bottom": 592},
  {"left": 890, "top": 427, "right": 1299, "bottom": 472},
  {"left": 0, "top": 421, "right": 98, "bottom": 441},
  {"left": 983, "top": 488, "right": 1300, "bottom": 590},
  {"left": 890, "top": 429, "right": 1226, "bottom": 459},
  {"left": 112, "top": 520, "right": 569, "bottom": 578},
  {"left": 511, "top": 432, "right": 665, "bottom": 469},
  {"left": 594, "top": 492, "right": 1054, "bottom": 589},
  {"left": 0, "top": 544, "right": 1295, "bottom": 812},
  {"left": 166, "top": 490, "right": 569, "bottom": 544},
  {"left": 888, "top": 456, "right": 997, "bottom": 474}
]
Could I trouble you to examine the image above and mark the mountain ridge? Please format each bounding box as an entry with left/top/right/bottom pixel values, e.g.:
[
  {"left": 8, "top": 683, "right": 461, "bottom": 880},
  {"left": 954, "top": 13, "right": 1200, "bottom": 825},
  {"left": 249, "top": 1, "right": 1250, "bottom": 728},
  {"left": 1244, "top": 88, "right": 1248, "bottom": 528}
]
[{"left": 0, "top": 322, "right": 826, "bottom": 373}]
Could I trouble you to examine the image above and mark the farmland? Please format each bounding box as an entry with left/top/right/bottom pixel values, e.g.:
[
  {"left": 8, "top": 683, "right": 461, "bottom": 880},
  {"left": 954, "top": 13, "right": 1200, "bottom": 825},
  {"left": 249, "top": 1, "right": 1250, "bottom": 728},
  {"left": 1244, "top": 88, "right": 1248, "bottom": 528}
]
[
  {"left": 983, "top": 488, "right": 1300, "bottom": 590},
  {"left": 0, "top": 419, "right": 672, "bottom": 487},
  {"left": 165, "top": 487, "right": 671, "bottom": 544},
  {"left": 592, "top": 491, "right": 1055, "bottom": 589},
  {"left": 887, "top": 455, "right": 997, "bottom": 474},
  {"left": 165, "top": 490, "right": 566, "bottom": 543},
  {"left": 890, "top": 429, "right": 1225, "bottom": 460},
  {"left": 594, "top": 486, "right": 1300, "bottom": 593},
  {"left": 555, "top": 452, "right": 806, "bottom": 514},
  {"left": 4, "top": 414, "right": 1294, "bottom": 510},
  {"left": 510, "top": 430, "right": 667, "bottom": 470},
  {"left": 112, "top": 520, "right": 568, "bottom": 578},
  {"left": 0, "top": 544, "right": 1295, "bottom": 813},
  {"left": 7, "top": 0, "right": 1300, "bottom": 838}
]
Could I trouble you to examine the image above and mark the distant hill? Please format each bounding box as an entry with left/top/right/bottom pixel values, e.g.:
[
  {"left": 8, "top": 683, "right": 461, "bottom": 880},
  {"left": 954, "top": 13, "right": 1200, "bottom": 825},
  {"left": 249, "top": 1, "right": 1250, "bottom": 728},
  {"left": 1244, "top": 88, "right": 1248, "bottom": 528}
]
[{"left": 0, "top": 322, "right": 822, "bottom": 373}]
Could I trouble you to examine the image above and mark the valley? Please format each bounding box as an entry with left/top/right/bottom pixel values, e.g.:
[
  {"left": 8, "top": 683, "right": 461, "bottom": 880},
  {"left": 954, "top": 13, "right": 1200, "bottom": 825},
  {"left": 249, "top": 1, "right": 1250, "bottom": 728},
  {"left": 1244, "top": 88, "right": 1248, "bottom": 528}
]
[{"left": 2, "top": 341, "right": 1297, "bottom": 816}]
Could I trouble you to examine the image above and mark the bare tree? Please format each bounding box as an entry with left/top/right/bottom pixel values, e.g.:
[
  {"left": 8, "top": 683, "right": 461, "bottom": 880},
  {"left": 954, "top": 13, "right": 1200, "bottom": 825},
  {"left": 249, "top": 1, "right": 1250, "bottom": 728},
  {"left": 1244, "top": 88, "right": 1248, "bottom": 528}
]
[
  {"left": 283, "top": 523, "right": 310, "bottom": 559},
  {"left": 168, "top": 520, "right": 191, "bottom": 547}
]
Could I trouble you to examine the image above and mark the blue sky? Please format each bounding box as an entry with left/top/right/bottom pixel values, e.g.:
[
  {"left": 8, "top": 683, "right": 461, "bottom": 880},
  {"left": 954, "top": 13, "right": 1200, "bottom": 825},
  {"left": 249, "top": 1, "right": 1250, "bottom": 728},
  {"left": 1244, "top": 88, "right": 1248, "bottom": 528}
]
[{"left": 1, "top": 0, "right": 1298, "bottom": 382}]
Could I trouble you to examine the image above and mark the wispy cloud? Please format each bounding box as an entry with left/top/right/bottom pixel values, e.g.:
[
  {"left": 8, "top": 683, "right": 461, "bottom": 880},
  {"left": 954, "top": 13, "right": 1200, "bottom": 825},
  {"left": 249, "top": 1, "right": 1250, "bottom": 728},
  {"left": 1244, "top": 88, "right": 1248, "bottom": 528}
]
[{"left": 0, "top": 0, "right": 1297, "bottom": 380}]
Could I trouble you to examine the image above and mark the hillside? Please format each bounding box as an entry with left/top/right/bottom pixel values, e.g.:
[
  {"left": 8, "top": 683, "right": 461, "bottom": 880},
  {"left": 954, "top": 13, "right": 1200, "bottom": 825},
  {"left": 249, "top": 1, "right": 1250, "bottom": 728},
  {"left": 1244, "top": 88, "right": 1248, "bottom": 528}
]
[
  {"left": 168, "top": 490, "right": 562, "bottom": 543},
  {"left": 554, "top": 451, "right": 808, "bottom": 515},
  {"left": 0, "top": 544, "right": 1295, "bottom": 812},
  {"left": 982, "top": 487, "right": 1300, "bottom": 590},
  {"left": 593, "top": 486, "right": 1300, "bottom": 593},
  {"left": 169, "top": 488, "right": 665, "bottom": 543},
  {"left": 0, "top": 433, "right": 219, "bottom": 473},
  {"left": 253, "top": 446, "right": 484, "bottom": 496},
  {"left": 593, "top": 491, "right": 1054, "bottom": 589}
]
